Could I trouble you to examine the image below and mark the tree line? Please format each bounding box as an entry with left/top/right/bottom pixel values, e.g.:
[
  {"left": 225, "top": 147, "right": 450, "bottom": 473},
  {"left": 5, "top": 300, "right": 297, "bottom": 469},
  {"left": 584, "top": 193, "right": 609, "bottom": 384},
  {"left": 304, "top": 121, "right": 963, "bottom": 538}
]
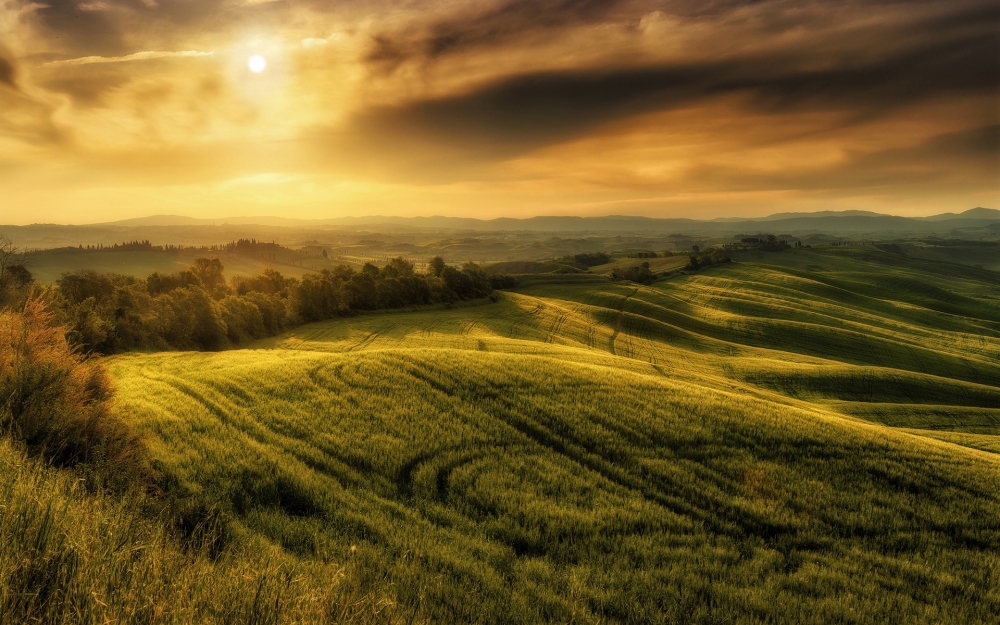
[{"left": 1, "top": 251, "right": 512, "bottom": 355}]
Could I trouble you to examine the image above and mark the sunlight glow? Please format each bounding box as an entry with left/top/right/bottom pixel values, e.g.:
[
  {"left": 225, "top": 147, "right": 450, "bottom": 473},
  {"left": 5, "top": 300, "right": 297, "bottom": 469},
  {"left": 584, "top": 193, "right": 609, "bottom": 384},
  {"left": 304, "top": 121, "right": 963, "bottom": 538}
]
[{"left": 248, "top": 54, "right": 267, "bottom": 73}]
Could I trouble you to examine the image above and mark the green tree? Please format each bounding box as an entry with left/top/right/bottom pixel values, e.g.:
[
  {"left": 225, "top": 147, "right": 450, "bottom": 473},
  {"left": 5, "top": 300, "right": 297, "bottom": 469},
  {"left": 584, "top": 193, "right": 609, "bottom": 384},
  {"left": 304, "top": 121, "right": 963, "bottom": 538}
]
[
  {"left": 187, "top": 288, "right": 228, "bottom": 351},
  {"left": 220, "top": 296, "right": 266, "bottom": 343},
  {"left": 192, "top": 258, "right": 226, "bottom": 294},
  {"left": 429, "top": 256, "right": 446, "bottom": 277},
  {"left": 383, "top": 257, "right": 415, "bottom": 279}
]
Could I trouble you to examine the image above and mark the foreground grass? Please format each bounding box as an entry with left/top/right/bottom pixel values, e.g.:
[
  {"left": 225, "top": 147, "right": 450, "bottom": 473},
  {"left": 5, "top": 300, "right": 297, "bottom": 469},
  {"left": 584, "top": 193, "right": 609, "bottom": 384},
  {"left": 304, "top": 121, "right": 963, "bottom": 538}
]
[{"left": 0, "top": 438, "right": 430, "bottom": 624}]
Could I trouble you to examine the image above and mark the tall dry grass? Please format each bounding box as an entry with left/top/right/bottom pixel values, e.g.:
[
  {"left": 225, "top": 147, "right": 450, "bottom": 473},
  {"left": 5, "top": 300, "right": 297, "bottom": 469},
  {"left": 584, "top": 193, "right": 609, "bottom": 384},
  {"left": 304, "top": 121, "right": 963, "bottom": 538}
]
[{"left": 0, "top": 297, "right": 148, "bottom": 486}]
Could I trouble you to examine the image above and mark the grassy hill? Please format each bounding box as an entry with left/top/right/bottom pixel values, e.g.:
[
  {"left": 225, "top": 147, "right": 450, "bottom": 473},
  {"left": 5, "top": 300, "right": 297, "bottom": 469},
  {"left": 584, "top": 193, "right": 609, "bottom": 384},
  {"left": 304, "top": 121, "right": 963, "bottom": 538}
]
[
  {"left": 2, "top": 245, "right": 998, "bottom": 622},
  {"left": 82, "top": 245, "right": 1000, "bottom": 623}
]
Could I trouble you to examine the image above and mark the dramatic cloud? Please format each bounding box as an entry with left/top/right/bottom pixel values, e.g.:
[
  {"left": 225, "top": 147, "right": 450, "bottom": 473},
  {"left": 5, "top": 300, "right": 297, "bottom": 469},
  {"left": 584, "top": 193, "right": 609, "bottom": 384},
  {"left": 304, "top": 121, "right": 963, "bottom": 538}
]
[
  {"left": 343, "top": 29, "right": 998, "bottom": 161},
  {"left": 0, "top": 0, "right": 997, "bottom": 222}
]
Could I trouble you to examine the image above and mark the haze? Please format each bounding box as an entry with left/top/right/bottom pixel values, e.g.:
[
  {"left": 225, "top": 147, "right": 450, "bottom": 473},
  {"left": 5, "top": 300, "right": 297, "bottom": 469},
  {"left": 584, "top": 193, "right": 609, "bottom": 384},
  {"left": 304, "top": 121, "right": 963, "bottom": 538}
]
[{"left": 1, "top": 0, "right": 997, "bottom": 224}]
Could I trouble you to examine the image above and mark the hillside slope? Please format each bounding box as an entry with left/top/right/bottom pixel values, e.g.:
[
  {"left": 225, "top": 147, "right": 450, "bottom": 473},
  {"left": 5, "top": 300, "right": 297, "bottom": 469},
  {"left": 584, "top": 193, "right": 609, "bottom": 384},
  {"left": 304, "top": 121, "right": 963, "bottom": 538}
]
[{"left": 107, "top": 246, "right": 1000, "bottom": 623}]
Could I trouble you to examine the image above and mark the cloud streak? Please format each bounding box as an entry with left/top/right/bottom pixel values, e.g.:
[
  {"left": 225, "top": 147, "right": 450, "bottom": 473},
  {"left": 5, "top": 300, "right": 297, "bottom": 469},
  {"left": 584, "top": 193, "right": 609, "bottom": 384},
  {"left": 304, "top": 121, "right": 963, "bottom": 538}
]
[{"left": 44, "top": 50, "right": 214, "bottom": 67}]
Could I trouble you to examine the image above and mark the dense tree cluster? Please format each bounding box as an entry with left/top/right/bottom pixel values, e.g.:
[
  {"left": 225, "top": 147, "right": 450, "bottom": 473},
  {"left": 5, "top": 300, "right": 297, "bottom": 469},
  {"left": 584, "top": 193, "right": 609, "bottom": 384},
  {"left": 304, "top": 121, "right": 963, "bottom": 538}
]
[
  {"left": 565, "top": 252, "right": 612, "bottom": 267},
  {"left": 611, "top": 262, "right": 656, "bottom": 285},
  {"left": 512, "top": 252, "right": 615, "bottom": 274},
  {"left": 736, "top": 234, "right": 791, "bottom": 251},
  {"left": 222, "top": 238, "right": 287, "bottom": 261},
  {"left": 686, "top": 248, "right": 732, "bottom": 271},
  {"left": 757, "top": 235, "right": 791, "bottom": 251},
  {"left": 5, "top": 255, "right": 501, "bottom": 355}
]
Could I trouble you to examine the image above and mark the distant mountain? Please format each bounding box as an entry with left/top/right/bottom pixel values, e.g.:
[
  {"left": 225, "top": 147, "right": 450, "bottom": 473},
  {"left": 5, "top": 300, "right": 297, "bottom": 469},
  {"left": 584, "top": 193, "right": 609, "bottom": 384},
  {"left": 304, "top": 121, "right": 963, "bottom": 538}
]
[
  {"left": 104, "top": 214, "right": 212, "bottom": 226},
  {"left": 5, "top": 207, "right": 998, "bottom": 252},
  {"left": 711, "top": 210, "right": 892, "bottom": 222},
  {"left": 923, "top": 207, "right": 1000, "bottom": 221},
  {"left": 100, "top": 215, "right": 325, "bottom": 227},
  {"left": 34, "top": 207, "right": 996, "bottom": 239},
  {"left": 101, "top": 208, "right": 999, "bottom": 232}
]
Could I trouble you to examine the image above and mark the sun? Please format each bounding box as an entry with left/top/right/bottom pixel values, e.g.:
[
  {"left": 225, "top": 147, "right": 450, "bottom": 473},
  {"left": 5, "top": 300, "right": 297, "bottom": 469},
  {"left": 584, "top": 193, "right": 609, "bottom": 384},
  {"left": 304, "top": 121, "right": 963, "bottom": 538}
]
[{"left": 248, "top": 54, "right": 267, "bottom": 73}]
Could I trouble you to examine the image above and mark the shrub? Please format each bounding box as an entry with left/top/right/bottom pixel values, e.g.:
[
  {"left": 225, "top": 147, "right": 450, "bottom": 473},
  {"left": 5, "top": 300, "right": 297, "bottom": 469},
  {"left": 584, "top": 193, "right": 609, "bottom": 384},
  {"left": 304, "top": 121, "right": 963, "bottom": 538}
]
[{"left": 0, "top": 298, "right": 147, "bottom": 485}]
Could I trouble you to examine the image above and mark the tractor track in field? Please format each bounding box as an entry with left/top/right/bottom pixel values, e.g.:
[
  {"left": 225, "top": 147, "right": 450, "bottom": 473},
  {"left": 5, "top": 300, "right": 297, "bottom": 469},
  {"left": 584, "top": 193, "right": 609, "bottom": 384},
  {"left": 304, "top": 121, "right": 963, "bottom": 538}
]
[
  {"left": 548, "top": 310, "right": 568, "bottom": 343},
  {"left": 349, "top": 322, "right": 391, "bottom": 352},
  {"left": 609, "top": 288, "right": 638, "bottom": 356}
]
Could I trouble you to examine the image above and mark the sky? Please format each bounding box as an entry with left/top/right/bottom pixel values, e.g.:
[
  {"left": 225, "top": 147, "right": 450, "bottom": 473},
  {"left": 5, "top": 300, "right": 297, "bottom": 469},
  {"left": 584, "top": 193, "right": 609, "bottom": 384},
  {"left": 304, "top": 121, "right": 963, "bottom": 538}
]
[{"left": 0, "top": 0, "right": 997, "bottom": 224}]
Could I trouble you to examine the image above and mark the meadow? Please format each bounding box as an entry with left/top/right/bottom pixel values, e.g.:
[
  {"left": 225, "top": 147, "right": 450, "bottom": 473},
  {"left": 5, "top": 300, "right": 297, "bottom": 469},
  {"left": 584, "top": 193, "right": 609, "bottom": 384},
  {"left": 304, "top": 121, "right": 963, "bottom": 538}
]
[{"left": 3, "top": 244, "right": 1000, "bottom": 623}]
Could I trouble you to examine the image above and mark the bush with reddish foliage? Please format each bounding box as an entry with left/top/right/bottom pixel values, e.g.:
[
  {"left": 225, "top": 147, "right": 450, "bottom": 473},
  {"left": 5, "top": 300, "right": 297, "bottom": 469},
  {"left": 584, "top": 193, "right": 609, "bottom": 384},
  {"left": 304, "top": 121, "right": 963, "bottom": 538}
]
[{"left": 0, "top": 298, "right": 148, "bottom": 486}]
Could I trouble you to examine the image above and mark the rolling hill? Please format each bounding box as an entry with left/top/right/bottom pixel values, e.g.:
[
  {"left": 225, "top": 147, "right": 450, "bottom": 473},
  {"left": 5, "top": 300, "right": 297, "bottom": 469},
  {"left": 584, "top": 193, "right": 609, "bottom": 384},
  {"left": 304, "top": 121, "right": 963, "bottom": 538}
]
[{"left": 91, "top": 245, "right": 1000, "bottom": 623}]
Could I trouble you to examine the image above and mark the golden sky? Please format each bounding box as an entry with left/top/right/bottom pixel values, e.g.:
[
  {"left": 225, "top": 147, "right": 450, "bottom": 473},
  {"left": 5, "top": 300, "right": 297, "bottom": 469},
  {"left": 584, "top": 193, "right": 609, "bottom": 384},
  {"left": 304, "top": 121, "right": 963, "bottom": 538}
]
[{"left": 1, "top": 0, "right": 997, "bottom": 224}]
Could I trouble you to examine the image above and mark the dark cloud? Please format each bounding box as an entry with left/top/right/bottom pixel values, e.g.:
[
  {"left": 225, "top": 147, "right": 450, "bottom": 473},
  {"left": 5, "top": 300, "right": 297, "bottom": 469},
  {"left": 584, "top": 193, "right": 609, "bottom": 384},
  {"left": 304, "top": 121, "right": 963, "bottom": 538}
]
[
  {"left": 740, "top": 33, "right": 999, "bottom": 111},
  {"left": 363, "top": 0, "right": 993, "bottom": 69},
  {"left": 0, "top": 56, "right": 15, "bottom": 89},
  {"left": 365, "top": 0, "right": 838, "bottom": 67},
  {"left": 31, "top": 0, "right": 129, "bottom": 55},
  {"left": 920, "top": 1, "right": 1000, "bottom": 32},
  {"left": 348, "top": 31, "right": 999, "bottom": 159},
  {"left": 367, "top": 0, "right": 640, "bottom": 68},
  {"left": 918, "top": 124, "right": 1000, "bottom": 161},
  {"left": 684, "top": 124, "right": 1000, "bottom": 193},
  {"left": 15, "top": 0, "right": 249, "bottom": 58}
]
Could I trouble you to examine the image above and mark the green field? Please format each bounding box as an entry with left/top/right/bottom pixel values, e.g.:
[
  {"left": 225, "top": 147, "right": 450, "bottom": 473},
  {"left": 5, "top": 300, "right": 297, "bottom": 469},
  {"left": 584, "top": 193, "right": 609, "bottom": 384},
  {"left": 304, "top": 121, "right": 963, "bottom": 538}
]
[
  {"left": 61, "top": 245, "right": 996, "bottom": 623},
  {"left": 3, "top": 244, "right": 999, "bottom": 622}
]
